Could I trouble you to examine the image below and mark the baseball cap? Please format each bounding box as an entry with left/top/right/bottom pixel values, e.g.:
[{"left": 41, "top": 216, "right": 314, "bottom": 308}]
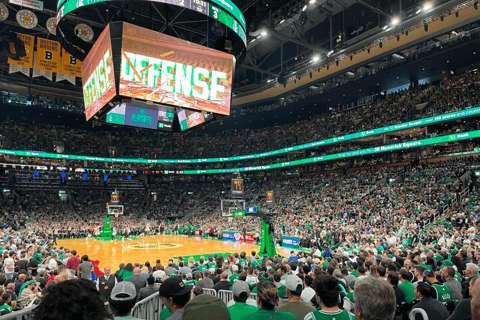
[
  {"left": 182, "top": 295, "right": 229, "bottom": 320},
  {"left": 260, "top": 273, "right": 270, "bottom": 281},
  {"left": 345, "top": 275, "right": 356, "bottom": 289},
  {"left": 110, "top": 282, "right": 136, "bottom": 301},
  {"left": 186, "top": 272, "right": 193, "bottom": 280},
  {"left": 231, "top": 265, "right": 239, "bottom": 272},
  {"left": 160, "top": 277, "right": 193, "bottom": 297},
  {"left": 232, "top": 280, "right": 249, "bottom": 297},
  {"left": 285, "top": 275, "right": 303, "bottom": 293},
  {"left": 37, "top": 268, "right": 47, "bottom": 276}
]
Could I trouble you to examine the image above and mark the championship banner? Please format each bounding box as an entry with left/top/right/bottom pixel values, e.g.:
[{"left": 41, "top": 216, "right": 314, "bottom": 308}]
[
  {"left": 35, "top": 38, "right": 60, "bottom": 73},
  {"left": 7, "top": 33, "right": 34, "bottom": 68},
  {"left": 61, "top": 48, "right": 82, "bottom": 77},
  {"left": 33, "top": 52, "right": 52, "bottom": 81},
  {"left": 9, "top": 63, "right": 30, "bottom": 77},
  {"left": 9, "top": 0, "right": 44, "bottom": 11}
]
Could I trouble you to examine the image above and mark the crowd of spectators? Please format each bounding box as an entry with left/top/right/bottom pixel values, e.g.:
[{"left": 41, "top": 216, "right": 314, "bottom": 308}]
[{"left": 1, "top": 71, "right": 479, "bottom": 163}]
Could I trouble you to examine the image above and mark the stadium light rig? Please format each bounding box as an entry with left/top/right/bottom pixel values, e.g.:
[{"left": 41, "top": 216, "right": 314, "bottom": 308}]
[
  {"left": 261, "top": 30, "right": 268, "bottom": 37},
  {"left": 391, "top": 17, "right": 400, "bottom": 26},
  {"left": 312, "top": 55, "right": 320, "bottom": 62}
]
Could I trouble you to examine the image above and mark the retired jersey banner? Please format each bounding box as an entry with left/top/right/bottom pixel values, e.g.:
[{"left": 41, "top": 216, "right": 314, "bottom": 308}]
[
  {"left": 35, "top": 38, "right": 60, "bottom": 73},
  {"left": 61, "top": 48, "right": 82, "bottom": 77},
  {"left": 7, "top": 33, "right": 34, "bottom": 69}
]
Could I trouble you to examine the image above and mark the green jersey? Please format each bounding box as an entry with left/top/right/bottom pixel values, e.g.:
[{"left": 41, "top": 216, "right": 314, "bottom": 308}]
[
  {"left": 399, "top": 281, "right": 416, "bottom": 303},
  {"left": 242, "top": 308, "right": 296, "bottom": 320},
  {"left": 159, "top": 307, "right": 172, "bottom": 320},
  {"left": 208, "top": 262, "right": 216, "bottom": 269},
  {"left": 230, "top": 274, "right": 240, "bottom": 285},
  {"left": 184, "top": 280, "right": 197, "bottom": 286},
  {"left": 304, "top": 309, "right": 355, "bottom": 320},
  {"left": 350, "top": 270, "right": 359, "bottom": 278},
  {"left": 251, "top": 260, "right": 260, "bottom": 267},
  {"left": 432, "top": 283, "right": 452, "bottom": 303},
  {"left": 239, "top": 259, "right": 247, "bottom": 267},
  {"left": 198, "top": 264, "right": 207, "bottom": 272},
  {"left": 228, "top": 302, "right": 258, "bottom": 320}
]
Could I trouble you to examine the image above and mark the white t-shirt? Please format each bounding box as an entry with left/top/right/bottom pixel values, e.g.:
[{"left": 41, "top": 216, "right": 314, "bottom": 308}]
[
  {"left": 48, "top": 259, "right": 58, "bottom": 270},
  {"left": 4, "top": 257, "right": 14, "bottom": 274},
  {"left": 301, "top": 287, "right": 316, "bottom": 303}
]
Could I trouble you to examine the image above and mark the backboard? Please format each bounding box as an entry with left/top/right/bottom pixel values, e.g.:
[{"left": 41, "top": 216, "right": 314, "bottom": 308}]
[{"left": 221, "top": 199, "right": 245, "bottom": 217}]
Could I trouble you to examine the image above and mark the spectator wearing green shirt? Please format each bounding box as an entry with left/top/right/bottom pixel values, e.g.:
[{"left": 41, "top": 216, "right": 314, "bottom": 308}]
[
  {"left": 228, "top": 281, "right": 258, "bottom": 320},
  {"left": 230, "top": 265, "right": 240, "bottom": 285},
  {"left": 118, "top": 263, "right": 134, "bottom": 281},
  {"left": 304, "top": 276, "right": 355, "bottom": 320},
  {"left": 242, "top": 281, "right": 296, "bottom": 320},
  {"left": 398, "top": 270, "right": 416, "bottom": 303}
]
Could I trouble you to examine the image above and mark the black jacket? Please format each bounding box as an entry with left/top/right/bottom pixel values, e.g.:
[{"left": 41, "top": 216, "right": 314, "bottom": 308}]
[{"left": 412, "top": 297, "right": 450, "bottom": 320}]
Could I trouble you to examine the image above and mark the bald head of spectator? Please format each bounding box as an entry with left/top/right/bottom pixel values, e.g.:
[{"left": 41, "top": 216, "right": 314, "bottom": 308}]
[{"left": 221, "top": 271, "right": 228, "bottom": 281}]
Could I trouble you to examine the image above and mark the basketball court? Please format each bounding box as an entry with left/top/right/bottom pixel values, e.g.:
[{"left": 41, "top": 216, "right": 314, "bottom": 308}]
[{"left": 56, "top": 235, "right": 261, "bottom": 271}]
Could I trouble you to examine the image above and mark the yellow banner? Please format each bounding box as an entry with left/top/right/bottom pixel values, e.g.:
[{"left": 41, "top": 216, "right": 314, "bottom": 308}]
[
  {"left": 61, "top": 48, "right": 82, "bottom": 77},
  {"left": 35, "top": 38, "right": 61, "bottom": 73},
  {"left": 7, "top": 33, "right": 34, "bottom": 69}
]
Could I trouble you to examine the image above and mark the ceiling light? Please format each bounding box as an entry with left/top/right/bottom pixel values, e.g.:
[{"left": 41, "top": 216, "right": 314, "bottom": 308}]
[
  {"left": 309, "top": 0, "right": 316, "bottom": 3},
  {"left": 280, "top": 19, "right": 285, "bottom": 24},
  {"left": 313, "top": 55, "right": 320, "bottom": 62},
  {"left": 423, "top": 3, "right": 432, "bottom": 11},
  {"left": 302, "top": 5, "right": 307, "bottom": 11},
  {"left": 416, "top": 9, "right": 422, "bottom": 14},
  {"left": 383, "top": 25, "right": 388, "bottom": 30},
  {"left": 392, "top": 18, "right": 400, "bottom": 25},
  {"left": 261, "top": 30, "right": 268, "bottom": 36}
]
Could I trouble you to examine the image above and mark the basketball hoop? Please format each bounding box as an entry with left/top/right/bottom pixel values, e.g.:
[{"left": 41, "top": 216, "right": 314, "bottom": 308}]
[{"left": 114, "top": 213, "right": 119, "bottom": 218}]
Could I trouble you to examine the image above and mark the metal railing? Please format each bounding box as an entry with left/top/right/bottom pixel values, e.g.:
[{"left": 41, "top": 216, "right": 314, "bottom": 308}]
[
  {"left": 0, "top": 306, "right": 37, "bottom": 320},
  {"left": 131, "top": 292, "right": 162, "bottom": 320}
]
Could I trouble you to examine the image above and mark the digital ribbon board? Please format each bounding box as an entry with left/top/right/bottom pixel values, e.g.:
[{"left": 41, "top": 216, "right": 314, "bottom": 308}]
[{"left": 1, "top": 130, "right": 480, "bottom": 173}]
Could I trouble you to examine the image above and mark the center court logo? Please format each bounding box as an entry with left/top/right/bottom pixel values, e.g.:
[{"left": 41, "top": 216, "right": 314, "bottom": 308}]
[{"left": 129, "top": 243, "right": 183, "bottom": 250}]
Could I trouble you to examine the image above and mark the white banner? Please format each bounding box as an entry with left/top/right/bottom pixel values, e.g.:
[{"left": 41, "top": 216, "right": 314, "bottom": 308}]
[
  {"left": 9, "top": 0, "right": 43, "bottom": 11},
  {"left": 9, "top": 63, "right": 30, "bottom": 77},
  {"left": 56, "top": 72, "right": 75, "bottom": 85},
  {"left": 33, "top": 52, "right": 52, "bottom": 81}
]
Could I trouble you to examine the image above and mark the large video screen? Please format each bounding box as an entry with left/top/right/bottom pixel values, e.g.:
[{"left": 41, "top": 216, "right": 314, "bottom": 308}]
[
  {"left": 119, "top": 22, "right": 234, "bottom": 116},
  {"left": 82, "top": 25, "right": 116, "bottom": 121},
  {"left": 178, "top": 109, "right": 205, "bottom": 131},
  {"left": 106, "top": 102, "right": 174, "bottom": 131}
]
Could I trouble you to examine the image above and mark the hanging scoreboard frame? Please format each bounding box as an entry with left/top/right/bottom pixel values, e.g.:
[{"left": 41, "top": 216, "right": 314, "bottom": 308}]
[{"left": 231, "top": 178, "right": 244, "bottom": 199}]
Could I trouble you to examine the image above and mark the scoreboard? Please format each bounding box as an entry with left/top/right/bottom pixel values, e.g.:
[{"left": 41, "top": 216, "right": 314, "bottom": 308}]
[
  {"left": 231, "top": 178, "right": 244, "bottom": 198},
  {"left": 57, "top": 0, "right": 247, "bottom": 45}
]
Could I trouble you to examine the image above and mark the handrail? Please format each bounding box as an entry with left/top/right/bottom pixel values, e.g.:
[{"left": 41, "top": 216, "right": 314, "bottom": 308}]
[
  {"left": 0, "top": 306, "right": 37, "bottom": 320},
  {"left": 131, "top": 292, "right": 162, "bottom": 320}
]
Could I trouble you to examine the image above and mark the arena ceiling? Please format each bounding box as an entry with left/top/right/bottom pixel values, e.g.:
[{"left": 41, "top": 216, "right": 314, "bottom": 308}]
[{"left": 0, "top": 0, "right": 475, "bottom": 102}]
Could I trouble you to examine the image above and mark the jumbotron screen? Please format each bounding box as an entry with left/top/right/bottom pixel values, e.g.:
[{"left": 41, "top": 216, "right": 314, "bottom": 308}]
[
  {"left": 81, "top": 24, "right": 116, "bottom": 121},
  {"left": 119, "top": 22, "right": 234, "bottom": 116},
  {"left": 178, "top": 109, "right": 205, "bottom": 131},
  {"left": 106, "top": 102, "right": 175, "bottom": 131}
]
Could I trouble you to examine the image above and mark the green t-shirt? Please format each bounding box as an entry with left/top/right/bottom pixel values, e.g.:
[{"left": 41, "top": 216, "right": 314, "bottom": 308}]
[
  {"left": 304, "top": 309, "right": 355, "bottom": 320},
  {"left": 184, "top": 280, "right": 197, "bottom": 286},
  {"left": 159, "top": 307, "right": 172, "bottom": 320},
  {"left": 198, "top": 265, "right": 207, "bottom": 272},
  {"left": 208, "top": 262, "right": 216, "bottom": 269},
  {"left": 349, "top": 270, "right": 359, "bottom": 278},
  {"left": 230, "top": 274, "right": 240, "bottom": 285},
  {"left": 0, "top": 304, "right": 12, "bottom": 314},
  {"left": 399, "top": 281, "right": 416, "bottom": 303},
  {"left": 239, "top": 259, "right": 247, "bottom": 267},
  {"left": 228, "top": 302, "right": 258, "bottom": 320},
  {"left": 251, "top": 260, "right": 260, "bottom": 267},
  {"left": 242, "top": 308, "right": 296, "bottom": 320}
]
